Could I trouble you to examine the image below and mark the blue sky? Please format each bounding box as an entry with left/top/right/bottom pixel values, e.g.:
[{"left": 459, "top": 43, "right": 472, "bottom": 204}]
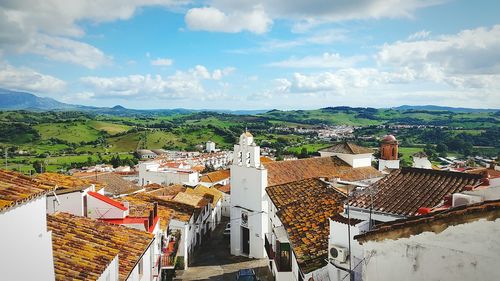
[{"left": 0, "top": 0, "right": 499, "bottom": 109}]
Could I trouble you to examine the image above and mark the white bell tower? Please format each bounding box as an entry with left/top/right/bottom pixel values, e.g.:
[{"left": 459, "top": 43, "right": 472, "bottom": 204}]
[
  {"left": 233, "top": 131, "right": 261, "bottom": 168},
  {"left": 230, "top": 130, "right": 268, "bottom": 258}
]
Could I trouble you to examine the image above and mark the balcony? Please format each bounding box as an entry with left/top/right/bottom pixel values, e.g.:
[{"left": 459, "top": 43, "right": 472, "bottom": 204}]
[
  {"left": 274, "top": 242, "right": 292, "bottom": 272},
  {"left": 160, "top": 230, "right": 181, "bottom": 270},
  {"left": 264, "top": 233, "right": 275, "bottom": 259}
]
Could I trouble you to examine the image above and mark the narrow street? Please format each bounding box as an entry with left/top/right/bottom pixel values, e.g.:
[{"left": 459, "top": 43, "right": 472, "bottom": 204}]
[{"left": 175, "top": 218, "right": 273, "bottom": 281}]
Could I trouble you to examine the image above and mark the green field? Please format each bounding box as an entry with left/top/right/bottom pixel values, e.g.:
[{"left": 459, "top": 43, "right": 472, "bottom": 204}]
[
  {"left": 88, "top": 120, "right": 131, "bottom": 135},
  {"left": 35, "top": 122, "right": 101, "bottom": 143}
]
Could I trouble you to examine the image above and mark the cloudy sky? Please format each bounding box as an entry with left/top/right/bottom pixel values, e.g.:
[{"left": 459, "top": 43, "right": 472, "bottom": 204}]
[{"left": 0, "top": 0, "right": 499, "bottom": 109}]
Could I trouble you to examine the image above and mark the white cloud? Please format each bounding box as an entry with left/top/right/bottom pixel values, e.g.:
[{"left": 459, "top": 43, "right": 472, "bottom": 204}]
[
  {"left": 227, "top": 29, "right": 346, "bottom": 53},
  {"left": 0, "top": 63, "right": 66, "bottom": 93},
  {"left": 27, "top": 34, "right": 110, "bottom": 69},
  {"left": 377, "top": 25, "right": 500, "bottom": 89},
  {"left": 0, "top": 0, "right": 186, "bottom": 68},
  {"left": 80, "top": 65, "right": 235, "bottom": 99},
  {"left": 187, "top": 0, "right": 443, "bottom": 33},
  {"left": 185, "top": 5, "right": 272, "bottom": 34},
  {"left": 151, "top": 57, "right": 174, "bottom": 66},
  {"left": 408, "top": 30, "right": 431, "bottom": 40},
  {"left": 267, "top": 53, "right": 365, "bottom": 68}
]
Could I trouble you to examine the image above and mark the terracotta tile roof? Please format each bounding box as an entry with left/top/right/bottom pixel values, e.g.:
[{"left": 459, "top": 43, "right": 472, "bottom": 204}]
[
  {"left": 266, "top": 178, "right": 345, "bottom": 273},
  {"left": 185, "top": 185, "right": 223, "bottom": 208},
  {"left": 217, "top": 183, "right": 231, "bottom": 194},
  {"left": 173, "top": 192, "right": 209, "bottom": 208},
  {"left": 117, "top": 195, "right": 173, "bottom": 231},
  {"left": 200, "top": 169, "right": 230, "bottom": 183},
  {"left": 132, "top": 193, "right": 195, "bottom": 222},
  {"left": 146, "top": 184, "right": 186, "bottom": 197},
  {"left": 88, "top": 191, "right": 127, "bottom": 211},
  {"left": 77, "top": 173, "right": 141, "bottom": 195},
  {"left": 350, "top": 167, "right": 483, "bottom": 217},
  {"left": 260, "top": 156, "right": 274, "bottom": 163},
  {"left": 48, "top": 212, "right": 154, "bottom": 281},
  {"left": 355, "top": 199, "right": 500, "bottom": 243},
  {"left": 263, "top": 156, "right": 382, "bottom": 186},
  {"left": 320, "top": 142, "right": 373, "bottom": 154},
  {"left": 412, "top": 151, "right": 428, "bottom": 158},
  {"left": 37, "top": 172, "right": 105, "bottom": 192},
  {"left": 0, "top": 169, "right": 56, "bottom": 212}
]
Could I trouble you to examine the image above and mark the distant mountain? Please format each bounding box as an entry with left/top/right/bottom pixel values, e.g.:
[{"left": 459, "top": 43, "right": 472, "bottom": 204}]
[
  {"left": 393, "top": 105, "right": 498, "bottom": 113},
  {"left": 0, "top": 88, "right": 76, "bottom": 110},
  {"left": 0, "top": 88, "right": 265, "bottom": 116}
]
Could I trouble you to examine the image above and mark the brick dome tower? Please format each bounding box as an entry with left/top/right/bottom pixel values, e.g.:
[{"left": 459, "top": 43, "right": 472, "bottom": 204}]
[
  {"left": 378, "top": 134, "right": 400, "bottom": 171},
  {"left": 380, "top": 134, "right": 398, "bottom": 160}
]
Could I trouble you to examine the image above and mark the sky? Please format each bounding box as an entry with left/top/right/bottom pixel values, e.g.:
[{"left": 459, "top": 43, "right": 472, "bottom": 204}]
[{"left": 0, "top": 0, "right": 499, "bottom": 110}]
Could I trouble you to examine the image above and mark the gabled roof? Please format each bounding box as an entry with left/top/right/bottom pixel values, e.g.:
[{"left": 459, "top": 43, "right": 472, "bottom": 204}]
[
  {"left": 76, "top": 173, "right": 141, "bottom": 195},
  {"left": 146, "top": 184, "right": 186, "bottom": 198},
  {"left": 48, "top": 212, "right": 154, "bottom": 281},
  {"left": 350, "top": 167, "right": 483, "bottom": 217},
  {"left": 173, "top": 192, "right": 209, "bottom": 208},
  {"left": 185, "top": 185, "right": 223, "bottom": 208},
  {"left": 37, "top": 172, "right": 105, "bottom": 192},
  {"left": 266, "top": 178, "right": 345, "bottom": 273},
  {"left": 263, "top": 156, "right": 382, "bottom": 186},
  {"left": 355, "top": 199, "right": 500, "bottom": 243},
  {"left": 117, "top": 196, "right": 173, "bottom": 231},
  {"left": 200, "top": 169, "right": 230, "bottom": 183},
  {"left": 0, "top": 169, "right": 55, "bottom": 212},
  {"left": 88, "top": 191, "right": 127, "bottom": 211},
  {"left": 412, "top": 151, "right": 428, "bottom": 158},
  {"left": 217, "top": 183, "right": 231, "bottom": 194},
  {"left": 319, "top": 142, "right": 373, "bottom": 154},
  {"left": 133, "top": 193, "right": 195, "bottom": 222}
]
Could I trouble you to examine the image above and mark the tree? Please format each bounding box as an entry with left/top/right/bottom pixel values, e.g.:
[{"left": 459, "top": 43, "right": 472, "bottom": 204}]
[
  {"left": 299, "top": 147, "right": 308, "bottom": 159},
  {"left": 33, "top": 161, "right": 43, "bottom": 173}
]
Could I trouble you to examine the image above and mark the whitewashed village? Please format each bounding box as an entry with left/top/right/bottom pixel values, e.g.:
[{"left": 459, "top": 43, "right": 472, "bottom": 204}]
[
  {"left": 1, "top": 2, "right": 499, "bottom": 281},
  {"left": 1, "top": 130, "right": 500, "bottom": 281}
]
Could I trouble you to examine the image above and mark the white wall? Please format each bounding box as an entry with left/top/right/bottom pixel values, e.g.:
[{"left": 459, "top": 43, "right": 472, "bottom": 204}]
[
  {"left": 327, "top": 219, "right": 368, "bottom": 281},
  {"left": 47, "top": 191, "right": 84, "bottom": 216},
  {"left": 361, "top": 218, "right": 500, "bottom": 281},
  {"left": 87, "top": 195, "right": 128, "bottom": 219},
  {"left": 221, "top": 193, "right": 230, "bottom": 217},
  {"left": 230, "top": 164, "right": 268, "bottom": 258},
  {"left": 378, "top": 159, "right": 400, "bottom": 171},
  {"left": 319, "top": 152, "right": 372, "bottom": 168},
  {"left": 0, "top": 197, "right": 55, "bottom": 281},
  {"left": 139, "top": 169, "right": 198, "bottom": 186},
  {"left": 97, "top": 255, "right": 119, "bottom": 281},
  {"left": 412, "top": 157, "right": 432, "bottom": 169},
  {"left": 125, "top": 242, "right": 154, "bottom": 281}
]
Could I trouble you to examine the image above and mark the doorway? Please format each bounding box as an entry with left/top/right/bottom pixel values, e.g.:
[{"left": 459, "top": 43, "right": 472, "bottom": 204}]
[{"left": 241, "top": 226, "right": 250, "bottom": 255}]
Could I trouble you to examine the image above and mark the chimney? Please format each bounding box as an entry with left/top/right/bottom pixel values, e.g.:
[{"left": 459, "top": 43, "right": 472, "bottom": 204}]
[
  {"left": 148, "top": 211, "right": 154, "bottom": 230},
  {"left": 153, "top": 202, "right": 158, "bottom": 218},
  {"left": 443, "top": 195, "right": 452, "bottom": 206}
]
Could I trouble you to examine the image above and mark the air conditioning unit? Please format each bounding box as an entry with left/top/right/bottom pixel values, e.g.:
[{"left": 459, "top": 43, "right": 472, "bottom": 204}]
[
  {"left": 329, "top": 244, "right": 348, "bottom": 263},
  {"left": 452, "top": 193, "right": 483, "bottom": 207}
]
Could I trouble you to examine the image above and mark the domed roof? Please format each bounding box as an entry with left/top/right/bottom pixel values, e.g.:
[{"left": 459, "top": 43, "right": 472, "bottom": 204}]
[
  {"left": 382, "top": 134, "right": 397, "bottom": 142},
  {"left": 242, "top": 131, "right": 253, "bottom": 138}
]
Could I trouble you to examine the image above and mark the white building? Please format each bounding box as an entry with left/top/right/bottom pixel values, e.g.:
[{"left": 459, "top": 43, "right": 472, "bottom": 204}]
[
  {"left": 354, "top": 199, "right": 500, "bottom": 281},
  {"left": 0, "top": 170, "right": 56, "bottom": 281},
  {"left": 319, "top": 142, "right": 374, "bottom": 168},
  {"left": 138, "top": 161, "right": 199, "bottom": 186},
  {"left": 206, "top": 141, "right": 216, "bottom": 153},
  {"left": 230, "top": 131, "right": 268, "bottom": 258},
  {"left": 230, "top": 132, "right": 383, "bottom": 260},
  {"left": 412, "top": 151, "right": 432, "bottom": 169}
]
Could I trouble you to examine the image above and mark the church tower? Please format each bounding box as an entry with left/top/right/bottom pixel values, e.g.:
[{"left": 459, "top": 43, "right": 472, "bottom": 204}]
[
  {"left": 378, "top": 134, "right": 400, "bottom": 171},
  {"left": 230, "top": 130, "right": 268, "bottom": 258}
]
